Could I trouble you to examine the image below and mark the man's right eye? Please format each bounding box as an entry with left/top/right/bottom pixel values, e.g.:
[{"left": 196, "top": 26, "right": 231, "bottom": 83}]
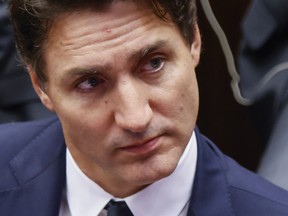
[{"left": 76, "top": 76, "right": 105, "bottom": 91}]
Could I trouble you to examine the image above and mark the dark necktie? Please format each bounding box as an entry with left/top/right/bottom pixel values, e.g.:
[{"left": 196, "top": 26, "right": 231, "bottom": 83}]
[{"left": 105, "top": 200, "right": 134, "bottom": 216}]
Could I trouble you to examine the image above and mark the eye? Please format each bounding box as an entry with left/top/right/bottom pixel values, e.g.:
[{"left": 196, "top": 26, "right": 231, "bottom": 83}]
[
  {"left": 142, "top": 57, "right": 164, "bottom": 73},
  {"left": 76, "top": 76, "right": 105, "bottom": 91}
]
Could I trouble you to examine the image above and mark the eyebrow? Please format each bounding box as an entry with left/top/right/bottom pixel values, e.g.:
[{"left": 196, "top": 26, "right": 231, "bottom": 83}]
[
  {"left": 63, "top": 40, "right": 171, "bottom": 81},
  {"left": 64, "top": 65, "right": 107, "bottom": 81},
  {"left": 128, "top": 40, "right": 170, "bottom": 63}
]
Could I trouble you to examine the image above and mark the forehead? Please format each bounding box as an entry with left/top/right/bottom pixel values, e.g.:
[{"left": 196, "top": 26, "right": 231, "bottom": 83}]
[
  {"left": 48, "top": 1, "right": 156, "bottom": 38},
  {"left": 43, "top": 1, "right": 186, "bottom": 75},
  {"left": 46, "top": 1, "right": 176, "bottom": 48}
]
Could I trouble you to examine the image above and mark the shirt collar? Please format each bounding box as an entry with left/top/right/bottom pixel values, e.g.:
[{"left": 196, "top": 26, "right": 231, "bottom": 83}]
[
  {"left": 66, "top": 150, "right": 113, "bottom": 216},
  {"left": 66, "top": 132, "right": 197, "bottom": 216}
]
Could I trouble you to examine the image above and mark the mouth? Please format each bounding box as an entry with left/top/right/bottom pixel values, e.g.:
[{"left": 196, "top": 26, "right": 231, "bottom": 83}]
[{"left": 119, "top": 136, "right": 161, "bottom": 155}]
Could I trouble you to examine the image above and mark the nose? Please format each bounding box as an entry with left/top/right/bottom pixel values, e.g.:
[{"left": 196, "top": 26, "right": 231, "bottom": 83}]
[{"left": 114, "top": 78, "right": 153, "bottom": 133}]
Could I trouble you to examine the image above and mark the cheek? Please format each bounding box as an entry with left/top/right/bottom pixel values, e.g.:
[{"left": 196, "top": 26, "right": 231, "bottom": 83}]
[
  {"left": 62, "top": 109, "right": 109, "bottom": 136},
  {"left": 153, "top": 82, "right": 198, "bottom": 135},
  {"left": 164, "top": 69, "right": 198, "bottom": 115},
  {"left": 55, "top": 100, "right": 111, "bottom": 144},
  {"left": 167, "top": 72, "right": 199, "bottom": 134},
  {"left": 61, "top": 114, "right": 109, "bottom": 160}
]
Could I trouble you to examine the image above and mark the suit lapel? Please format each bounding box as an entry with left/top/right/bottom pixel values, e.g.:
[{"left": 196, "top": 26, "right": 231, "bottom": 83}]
[
  {"left": 187, "top": 129, "right": 234, "bottom": 216},
  {"left": 1, "top": 119, "right": 66, "bottom": 216}
]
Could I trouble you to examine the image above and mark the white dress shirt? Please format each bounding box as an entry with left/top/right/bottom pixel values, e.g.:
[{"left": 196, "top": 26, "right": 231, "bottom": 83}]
[{"left": 59, "top": 132, "right": 197, "bottom": 216}]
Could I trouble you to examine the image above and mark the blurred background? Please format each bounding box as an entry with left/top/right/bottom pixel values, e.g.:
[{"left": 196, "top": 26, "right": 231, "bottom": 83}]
[{"left": 195, "top": 0, "right": 262, "bottom": 171}]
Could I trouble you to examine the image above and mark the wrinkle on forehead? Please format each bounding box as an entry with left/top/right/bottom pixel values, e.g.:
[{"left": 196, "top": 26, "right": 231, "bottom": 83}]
[
  {"left": 47, "top": 2, "right": 168, "bottom": 56},
  {"left": 63, "top": 14, "right": 156, "bottom": 53}
]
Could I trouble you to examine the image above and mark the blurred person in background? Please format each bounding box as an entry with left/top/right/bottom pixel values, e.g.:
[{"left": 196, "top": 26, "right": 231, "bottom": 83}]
[
  {"left": 238, "top": 0, "right": 288, "bottom": 190},
  {"left": 0, "top": 0, "right": 53, "bottom": 123}
]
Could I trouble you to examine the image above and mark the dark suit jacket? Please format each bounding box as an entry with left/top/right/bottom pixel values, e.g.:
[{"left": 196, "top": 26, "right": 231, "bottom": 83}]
[{"left": 1, "top": 117, "right": 288, "bottom": 215}]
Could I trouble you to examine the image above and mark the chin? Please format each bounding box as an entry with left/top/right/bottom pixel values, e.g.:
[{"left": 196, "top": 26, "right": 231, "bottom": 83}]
[{"left": 130, "top": 154, "right": 180, "bottom": 186}]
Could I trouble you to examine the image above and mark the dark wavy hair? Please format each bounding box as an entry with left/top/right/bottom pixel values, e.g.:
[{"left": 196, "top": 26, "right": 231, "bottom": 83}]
[{"left": 9, "top": 0, "right": 197, "bottom": 83}]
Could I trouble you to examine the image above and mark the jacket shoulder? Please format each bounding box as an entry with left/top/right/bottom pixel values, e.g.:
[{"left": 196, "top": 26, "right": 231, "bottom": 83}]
[
  {"left": 0, "top": 117, "right": 60, "bottom": 171},
  {"left": 0, "top": 117, "right": 65, "bottom": 215},
  {"left": 196, "top": 131, "right": 288, "bottom": 215},
  {"left": 0, "top": 117, "right": 58, "bottom": 150},
  {"left": 225, "top": 155, "right": 288, "bottom": 215},
  {"left": 208, "top": 139, "right": 288, "bottom": 215}
]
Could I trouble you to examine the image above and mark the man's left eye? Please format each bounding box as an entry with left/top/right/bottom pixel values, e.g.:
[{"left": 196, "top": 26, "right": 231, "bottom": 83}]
[{"left": 142, "top": 57, "right": 164, "bottom": 72}]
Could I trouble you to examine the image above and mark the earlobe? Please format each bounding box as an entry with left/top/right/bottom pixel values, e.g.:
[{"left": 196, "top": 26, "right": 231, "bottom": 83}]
[
  {"left": 28, "top": 66, "right": 55, "bottom": 111},
  {"left": 190, "top": 24, "right": 201, "bottom": 66}
]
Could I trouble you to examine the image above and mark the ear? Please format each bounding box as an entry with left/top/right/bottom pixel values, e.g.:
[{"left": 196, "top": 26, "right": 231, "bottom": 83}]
[
  {"left": 190, "top": 24, "right": 201, "bottom": 66},
  {"left": 28, "top": 66, "right": 55, "bottom": 111}
]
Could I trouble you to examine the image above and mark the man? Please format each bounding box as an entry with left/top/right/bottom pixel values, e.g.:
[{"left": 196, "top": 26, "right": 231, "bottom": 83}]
[
  {"left": 0, "top": 0, "right": 53, "bottom": 123},
  {"left": 1, "top": 0, "right": 288, "bottom": 215}
]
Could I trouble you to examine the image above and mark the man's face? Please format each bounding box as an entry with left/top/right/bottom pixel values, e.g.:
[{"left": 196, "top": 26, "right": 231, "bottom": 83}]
[{"left": 31, "top": 1, "right": 201, "bottom": 197}]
